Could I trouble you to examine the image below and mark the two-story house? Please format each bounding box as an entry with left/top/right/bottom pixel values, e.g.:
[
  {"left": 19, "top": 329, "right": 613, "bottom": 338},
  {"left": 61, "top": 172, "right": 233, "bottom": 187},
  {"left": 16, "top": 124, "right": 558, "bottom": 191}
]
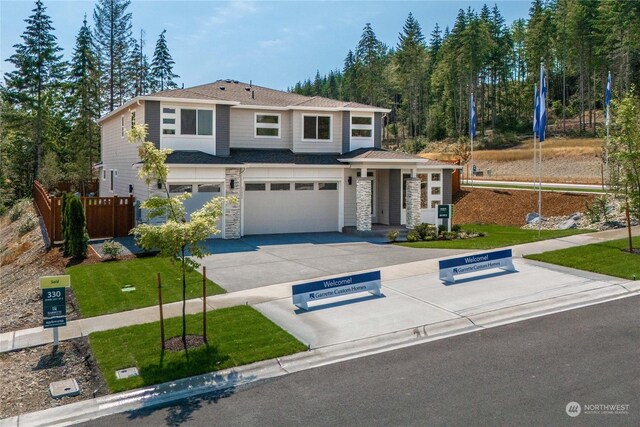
[{"left": 97, "top": 80, "right": 460, "bottom": 238}]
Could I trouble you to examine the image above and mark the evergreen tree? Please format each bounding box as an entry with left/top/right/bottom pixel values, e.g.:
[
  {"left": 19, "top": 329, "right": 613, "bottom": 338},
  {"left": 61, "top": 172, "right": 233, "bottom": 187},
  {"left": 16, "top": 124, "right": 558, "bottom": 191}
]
[
  {"left": 68, "top": 15, "right": 101, "bottom": 182},
  {"left": 130, "top": 30, "right": 152, "bottom": 96},
  {"left": 150, "top": 30, "right": 179, "bottom": 92},
  {"left": 342, "top": 50, "right": 358, "bottom": 101},
  {"left": 2, "top": 0, "right": 66, "bottom": 187},
  {"left": 355, "top": 23, "right": 387, "bottom": 105},
  {"left": 93, "top": 0, "right": 132, "bottom": 111},
  {"left": 396, "top": 12, "right": 427, "bottom": 136}
]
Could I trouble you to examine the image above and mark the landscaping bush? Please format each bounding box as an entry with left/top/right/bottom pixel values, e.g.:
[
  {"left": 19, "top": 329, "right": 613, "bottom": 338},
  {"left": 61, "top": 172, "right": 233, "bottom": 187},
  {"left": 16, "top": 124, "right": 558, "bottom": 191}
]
[
  {"left": 8, "top": 199, "right": 31, "bottom": 222},
  {"left": 438, "top": 224, "right": 447, "bottom": 234},
  {"left": 406, "top": 229, "right": 420, "bottom": 242},
  {"left": 386, "top": 230, "right": 400, "bottom": 243},
  {"left": 102, "top": 240, "right": 123, "bottom": 260},
  {"left": 452, "top": 224, "right": 462, "bottom": 233},
  {"left": 415, "top": 223, "right": 437, "bottom": 240},
  {"left": 18, "top": 214, "right": 37, "bottom": 235},
  {"left": 64, "top": 194, "right": 89, "bottom": 259}
]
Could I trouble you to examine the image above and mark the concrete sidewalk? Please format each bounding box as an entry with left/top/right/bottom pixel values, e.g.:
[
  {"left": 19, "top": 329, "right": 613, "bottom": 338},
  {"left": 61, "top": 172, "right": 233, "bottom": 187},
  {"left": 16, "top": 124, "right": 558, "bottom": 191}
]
[{"left": 1, "top": 226, "right": 638, "bottom": 353}]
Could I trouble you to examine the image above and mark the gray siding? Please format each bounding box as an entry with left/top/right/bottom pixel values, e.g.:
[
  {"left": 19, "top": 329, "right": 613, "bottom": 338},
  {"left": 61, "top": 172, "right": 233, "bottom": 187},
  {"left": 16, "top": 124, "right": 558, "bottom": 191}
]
[
  {"left": 216, "top": 105, "right": 230, "bottom": 156},
  {"left": 443, "top": 169, "right": 453, "bottom": 204},
  {"left": 342, "top": 111, "right": 350, "bottom": 153},
  {"left": 145, "top": 100, "right": 160, "bottom": 148},
  {"left": 389, "top": 169, "right": 401, "bottom": 225},
  {"left": 374, "top": 112, "right": 382, "bottom": 149}
]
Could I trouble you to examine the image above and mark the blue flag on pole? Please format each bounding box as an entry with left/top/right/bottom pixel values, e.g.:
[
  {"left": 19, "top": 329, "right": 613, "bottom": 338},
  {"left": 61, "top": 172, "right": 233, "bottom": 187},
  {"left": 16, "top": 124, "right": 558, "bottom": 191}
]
[
  {"left": 470, "top": 93, "right": 476, "bottom": 138},
  {"left": 605, "top": 71, "right": 612, "bottom": 127},
  {"left": 539, "top": 64, "right": 547, "bottom": 142},
  {"left": 533, "top": 84, "right": 539, "bottom": 134}
]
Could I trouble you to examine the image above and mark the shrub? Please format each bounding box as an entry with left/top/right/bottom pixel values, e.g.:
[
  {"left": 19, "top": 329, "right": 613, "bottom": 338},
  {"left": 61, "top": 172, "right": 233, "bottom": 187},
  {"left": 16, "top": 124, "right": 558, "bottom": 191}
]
[
  {"left": 18, "top": 214, "right": 37, "bottom": 235},
  {"left": 452, "top": 224, "right": 462, "bottom": 233},
  {"left": 443, "top": 231, "right": 457, "bottom": 240},
  {"left": 406, "top": 229, "right": 421, "bottom": 242},
  {"left": 102, "top": 240, "right": 123, "bottom": 259},
  {"left": 386, "top": 230, "right": 400, "bottom": 243},
  {"left": 64, "top": 194, "right": 89, "bottom": 259},
  {"left": 438, "top": 224, "right": 447, "bottom": 234},
  {"left": 9, "top": 199, "right": 31, "bottom": 222}
]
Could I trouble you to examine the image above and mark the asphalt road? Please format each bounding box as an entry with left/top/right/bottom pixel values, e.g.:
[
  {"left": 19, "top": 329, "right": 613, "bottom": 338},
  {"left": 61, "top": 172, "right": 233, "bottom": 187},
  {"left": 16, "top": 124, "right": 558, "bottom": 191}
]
[{"left": 84, "top": 296, "right": 640, "bottom": 427}]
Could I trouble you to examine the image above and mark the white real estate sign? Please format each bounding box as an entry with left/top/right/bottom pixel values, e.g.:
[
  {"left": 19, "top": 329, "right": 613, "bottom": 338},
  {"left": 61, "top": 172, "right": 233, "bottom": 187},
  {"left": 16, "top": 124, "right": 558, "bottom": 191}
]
[
  {"left": 439, "top": 249, "right": 516, "bottom": 283},
  {"left": 292, "top": 271, "right": 381, "bottom": 310}
]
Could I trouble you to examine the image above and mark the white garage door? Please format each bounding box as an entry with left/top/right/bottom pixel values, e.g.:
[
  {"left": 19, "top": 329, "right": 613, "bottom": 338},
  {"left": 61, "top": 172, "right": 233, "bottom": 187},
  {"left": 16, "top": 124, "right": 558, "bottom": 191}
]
[
  {"left": 244, "top": 182, "right": 339, "bottom": 235},
  {"left": 169, "top": 183, "right": 224, "bottom": 238}
]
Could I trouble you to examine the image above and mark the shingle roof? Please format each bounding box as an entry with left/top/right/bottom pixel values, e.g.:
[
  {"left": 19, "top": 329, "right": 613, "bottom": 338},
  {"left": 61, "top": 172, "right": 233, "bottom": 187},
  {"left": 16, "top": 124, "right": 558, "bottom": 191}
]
[
  {"left": 339, "top": 148, "right": 456, "bottom": 166},
  {"left": 166, "top": 149, "right": 343, "bottom": 165},
  {"left": 149, "top": 80, "right": 386, "bottom": 110}
]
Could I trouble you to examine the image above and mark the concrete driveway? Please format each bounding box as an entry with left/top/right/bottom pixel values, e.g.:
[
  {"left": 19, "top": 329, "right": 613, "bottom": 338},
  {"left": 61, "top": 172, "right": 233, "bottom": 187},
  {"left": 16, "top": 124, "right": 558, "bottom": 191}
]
[{"left": 198, "top": 233, "right": 466, "bottom": 292}]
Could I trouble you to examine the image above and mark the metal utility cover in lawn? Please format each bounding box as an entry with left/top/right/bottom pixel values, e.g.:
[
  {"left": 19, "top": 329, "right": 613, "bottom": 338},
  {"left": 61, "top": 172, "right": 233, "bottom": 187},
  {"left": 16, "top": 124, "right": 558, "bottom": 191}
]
[
  {"left": 49, "top": 378, "right": 80, "bottom": 398},
  {"left": 115, "top": 367, "right": 139, "bottom": 379}
]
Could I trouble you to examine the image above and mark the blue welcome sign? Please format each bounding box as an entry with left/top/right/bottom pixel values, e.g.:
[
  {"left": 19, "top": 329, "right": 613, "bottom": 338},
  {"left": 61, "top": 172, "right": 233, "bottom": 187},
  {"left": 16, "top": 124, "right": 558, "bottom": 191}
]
[
  {"left": 292, "top": 271, "right": 382, "bottom": 310},
  {"left": 439, "top": 249, "right": 516, "bottom": 283}
]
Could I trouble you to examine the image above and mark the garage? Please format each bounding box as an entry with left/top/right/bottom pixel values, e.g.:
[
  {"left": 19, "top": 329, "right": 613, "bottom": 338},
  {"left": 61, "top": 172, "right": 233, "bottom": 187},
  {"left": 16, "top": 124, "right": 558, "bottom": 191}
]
[
  {"left": 168, "top": 183, "right": 224, "bottom": 237},
  {"left": 243, "top": 181, "right": 339, "bottom": 235}
]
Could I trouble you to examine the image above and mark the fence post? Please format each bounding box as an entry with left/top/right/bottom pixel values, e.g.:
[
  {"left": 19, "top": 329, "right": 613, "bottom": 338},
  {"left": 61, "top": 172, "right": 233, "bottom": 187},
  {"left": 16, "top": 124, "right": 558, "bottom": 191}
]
[
  {"left": 128, "top": 195, "right": 135, "bottom": 229},
  {"left": 112, "top": 195, "right": 117, "bottom": 238}
]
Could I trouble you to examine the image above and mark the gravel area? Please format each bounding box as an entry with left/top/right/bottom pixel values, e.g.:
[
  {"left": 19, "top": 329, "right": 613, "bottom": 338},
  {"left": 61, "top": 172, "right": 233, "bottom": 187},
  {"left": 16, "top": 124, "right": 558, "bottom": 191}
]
[{"left": 0, "top": 338, "right": 107, "bottom": 419}]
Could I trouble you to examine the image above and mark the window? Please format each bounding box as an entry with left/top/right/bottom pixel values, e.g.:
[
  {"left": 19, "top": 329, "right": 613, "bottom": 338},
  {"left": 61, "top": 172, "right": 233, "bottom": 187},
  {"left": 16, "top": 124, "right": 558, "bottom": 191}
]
[
  {"left": 121, "top": 116, "right": 125, "bottom": 138},
  {"left": 295, "top": 182, "right": 314, "bottom": 190},
  {"left": 197, "top": 184, "right": 221, "bottom": 193},
  {"left": 431, "top": 186, "right": 441, "bottom": 195},
  {"left": 431, "top": 201, "right": 440, "bottom": 208},
  {"left": 169, "top": 184, "right": 193, "bottom": 193},
  {"left": 102, "top": 170, "right": 106, "bottom": 181},
  {"left": 318, "top": 182, "right": 337, "bottom": 190},
  {"left": 180, "top": 109, "right": 213, "bottom": 136},
  {"left": 303, "top": 115, "right": 331, "bottom": 141},
  {"left": 162, "top": 106, "right": 177, "bottom": 135},
  {"left": 245, "top": 183, "right": 266, "bottom": 191},
  {"left": 130, "top": 111, "right": 136, "bottom": 129},
  {"left": 255, "top": 114, "right": 280, "bottom": 138},
  {"left": 402, "top": 173, "right": 410, "bottom": 209},
  {"left": 431, "top": 173, "right": 441, "bottom": 182},
  {"left": 270, "top": 183, "right": 290, "bottom": 191},
  {"left": 110, "top": 170, "right": 114, "bottom": 191},
  {"left": 351, "top": 115, "right": 373, "bottom": 138}
]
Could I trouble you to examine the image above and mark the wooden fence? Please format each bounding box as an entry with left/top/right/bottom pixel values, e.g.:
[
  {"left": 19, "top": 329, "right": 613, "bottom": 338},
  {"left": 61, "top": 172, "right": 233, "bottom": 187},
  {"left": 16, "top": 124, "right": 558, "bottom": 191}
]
[
  {"left": 34, "top": 181, "right": 135, "bottom": 243},
  {"left": 54, "top": 179, "right": 100, "bottom": 196}
]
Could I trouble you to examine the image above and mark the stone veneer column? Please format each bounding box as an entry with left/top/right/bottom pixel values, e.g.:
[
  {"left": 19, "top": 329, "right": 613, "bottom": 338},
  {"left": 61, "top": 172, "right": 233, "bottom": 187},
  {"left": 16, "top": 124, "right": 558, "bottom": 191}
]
[
  {"left": 405, "top": 177, "right": 421, "bottom": 229},
  {"left": 224, "top": 168, "right": 241, "bottom": 239},
  {"left": 356, "top": 177, "right": 372, "bottom": 231}
]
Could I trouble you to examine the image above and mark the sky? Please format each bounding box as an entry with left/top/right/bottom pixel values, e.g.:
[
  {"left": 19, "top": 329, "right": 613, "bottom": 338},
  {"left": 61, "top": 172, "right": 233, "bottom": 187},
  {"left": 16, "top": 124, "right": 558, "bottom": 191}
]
[{"left": 1, "top": 0, "right": 532, "bottom": 91}]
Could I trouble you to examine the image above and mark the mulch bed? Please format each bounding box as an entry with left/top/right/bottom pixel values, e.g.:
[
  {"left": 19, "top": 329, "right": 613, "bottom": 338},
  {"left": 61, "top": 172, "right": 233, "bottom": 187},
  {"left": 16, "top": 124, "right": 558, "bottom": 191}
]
[
  {"left": 452, "top": 188, "right": 595, "bottom": 226},
  {"left": 164, "top": 335, "right": 207, "bottom": 352}
]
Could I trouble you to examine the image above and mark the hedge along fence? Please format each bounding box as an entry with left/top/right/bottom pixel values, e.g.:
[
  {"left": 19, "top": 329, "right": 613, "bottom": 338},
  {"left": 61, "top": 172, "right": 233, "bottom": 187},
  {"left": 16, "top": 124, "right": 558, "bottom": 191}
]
[{"left": 34, "top": 181, "right": 135, "bottom": 243}]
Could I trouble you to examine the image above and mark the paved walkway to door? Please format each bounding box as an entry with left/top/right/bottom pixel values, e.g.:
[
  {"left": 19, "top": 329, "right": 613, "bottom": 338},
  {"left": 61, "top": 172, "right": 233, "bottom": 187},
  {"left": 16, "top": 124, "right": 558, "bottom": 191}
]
[{"left": 198, "top": 233, "right": 468, "bottom": 292}]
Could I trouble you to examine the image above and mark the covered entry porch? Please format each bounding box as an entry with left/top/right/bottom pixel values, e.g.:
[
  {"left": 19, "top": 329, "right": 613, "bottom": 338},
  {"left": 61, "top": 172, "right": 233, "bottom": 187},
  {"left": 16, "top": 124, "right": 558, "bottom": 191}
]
[{"left": 339, "top": 148, "right": 458, "bottom": 232}]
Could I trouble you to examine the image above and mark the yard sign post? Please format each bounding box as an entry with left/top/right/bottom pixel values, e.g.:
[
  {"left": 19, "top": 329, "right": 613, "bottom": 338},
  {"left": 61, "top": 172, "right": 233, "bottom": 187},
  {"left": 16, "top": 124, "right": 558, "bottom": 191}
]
[
  {"left": 40, "top": 275, "right": 71, "bottom": 346},
  {"left": 438, "top": 204, "right": 453, "bottom": 232}
]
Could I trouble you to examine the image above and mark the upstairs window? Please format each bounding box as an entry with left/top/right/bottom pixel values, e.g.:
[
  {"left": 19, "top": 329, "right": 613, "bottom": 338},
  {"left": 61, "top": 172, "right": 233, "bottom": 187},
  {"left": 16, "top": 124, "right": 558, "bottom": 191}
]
[
  {"left": 351, "top": 115, "right": 373, "bottom": 138},
  {"left": 303, "top": 115, "right": 331, "bottom": 141},
  {"left": 130, "top": 111, "right": 136, "bottom": 129},
  {"left": 121, "top": 116, "right": 125, "bottom": 138},
  {"left": 180, "top": 109, "right": 213, "bottom": 136},
  {"left": 255, "top": 114, "right": 280, "bottom": 138},
  {"left": 162, "top": 106, "right": 176, "bottom": 135}
]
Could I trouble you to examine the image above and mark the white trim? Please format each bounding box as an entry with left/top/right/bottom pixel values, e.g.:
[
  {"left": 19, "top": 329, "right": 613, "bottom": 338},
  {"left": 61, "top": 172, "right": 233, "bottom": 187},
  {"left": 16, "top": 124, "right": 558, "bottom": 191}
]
[
  {"left": 233, "top": 105, "right": 289, "bottom": 111},
  {"left": 301, "top": 113, "right": 333, "bottom": 143},
  {"left": 162, "top": 163, "right": 348, "bottom": 169},
  {"left": 254, "top": 112, "right": 281, "bottom": 139},
  {"left": 350, "top": 113, "right": 374, "bottom": 149},
  {"left": 289, "top": 106, "right": 390, "bottom": 113}
]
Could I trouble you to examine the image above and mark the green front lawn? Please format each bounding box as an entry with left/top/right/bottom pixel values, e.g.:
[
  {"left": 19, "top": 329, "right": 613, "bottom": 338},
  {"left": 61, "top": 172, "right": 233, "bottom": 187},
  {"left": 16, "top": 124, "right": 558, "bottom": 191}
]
[
  {"left": 67, "top": 257, "right": 225, "bottom": 317},
  {"left": 399, "top": 224, "right": 588, "bottom": 250},
  {"left": 90, "top": 305, "right": 306, "bottom": 393},
  {"left": 526, "top": 237, "right": 640, "bottom": 280}
]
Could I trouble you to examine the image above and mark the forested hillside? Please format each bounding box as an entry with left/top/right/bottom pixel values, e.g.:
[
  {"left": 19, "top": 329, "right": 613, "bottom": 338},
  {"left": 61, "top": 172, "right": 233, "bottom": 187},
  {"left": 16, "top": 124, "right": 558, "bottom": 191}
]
[{"left": 291, "top": 1, "right": 640, "bottom": 142}]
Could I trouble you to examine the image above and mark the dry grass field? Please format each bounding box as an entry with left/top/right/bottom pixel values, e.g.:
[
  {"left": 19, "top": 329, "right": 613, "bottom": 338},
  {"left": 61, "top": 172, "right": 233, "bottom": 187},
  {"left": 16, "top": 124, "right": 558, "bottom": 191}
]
[{"left": 421, "top": 137, "right": 605, "bottom": 184}]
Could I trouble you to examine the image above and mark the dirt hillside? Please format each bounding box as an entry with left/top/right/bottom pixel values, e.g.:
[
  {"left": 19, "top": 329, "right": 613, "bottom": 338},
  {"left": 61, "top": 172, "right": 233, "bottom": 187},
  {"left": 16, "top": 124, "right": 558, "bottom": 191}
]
[{"left": 452, "top": 188, "right": 596, "bottom": 226}]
